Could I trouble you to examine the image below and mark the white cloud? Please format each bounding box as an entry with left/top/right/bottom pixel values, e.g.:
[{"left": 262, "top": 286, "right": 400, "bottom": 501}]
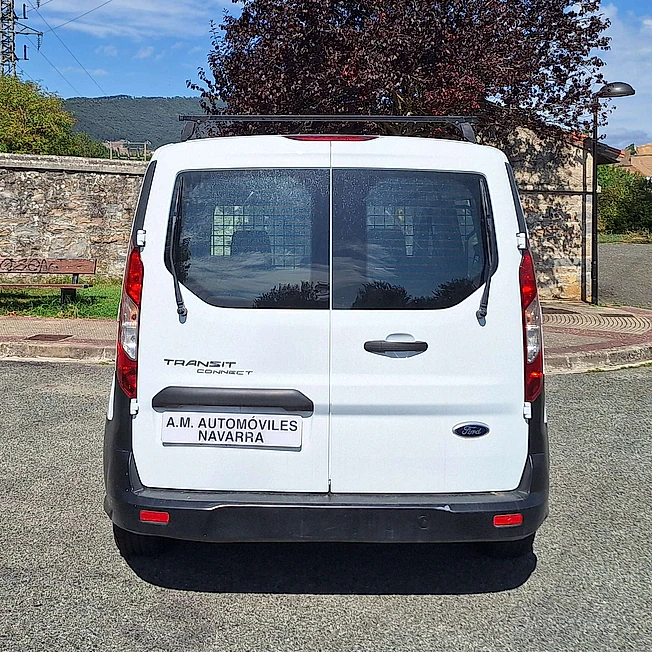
[
  {"left": 605, "top": 127, "right": 651, "bottom": 146},
  {"left": 59, "top": 66, "right": 110, "bottom": 76},
  {"left": 95, "top": 45, "right": 118, "bottom": 57},
  {"left": 134, "top": 46, "right": 155, "bottom": 60},
  {"left": 187, "top": 45, "right": 204, "bottom": 55},
  {"left": 598, "top": 5, "right": 652, "bottom": 147},
  {"left": 38, "top": 1, "right": 229, "bottom": 40}
]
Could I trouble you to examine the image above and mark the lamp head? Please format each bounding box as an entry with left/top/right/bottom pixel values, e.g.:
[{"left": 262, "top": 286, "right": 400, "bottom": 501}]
[{"left": 596, "top": 82, "right": 636, "bottom": 98}]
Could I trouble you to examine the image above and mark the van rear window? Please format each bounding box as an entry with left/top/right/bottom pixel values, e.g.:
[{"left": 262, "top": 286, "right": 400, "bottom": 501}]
[
  {"left": 169, "top": 169, "right": 330, "bottom": 309},
  {"left": 168, "top": 168, "right": 489, "bottom": 310},
  {"left": 332, "top": 170, "right": 488, "bottom": 309}
]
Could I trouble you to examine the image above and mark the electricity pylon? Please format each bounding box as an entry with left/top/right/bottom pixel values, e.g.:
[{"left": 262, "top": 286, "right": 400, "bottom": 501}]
[{"left": 1, "top": 0, "right": 43, "bottom": 76}]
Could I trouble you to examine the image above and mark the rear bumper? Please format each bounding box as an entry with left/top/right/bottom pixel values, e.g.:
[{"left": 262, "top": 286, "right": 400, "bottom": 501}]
[
  {"left": 105, "top": 451, "right": 548, "bottom": 544},
  {"left": 104, "top": 377, "right": 549, "bottom": 544}
]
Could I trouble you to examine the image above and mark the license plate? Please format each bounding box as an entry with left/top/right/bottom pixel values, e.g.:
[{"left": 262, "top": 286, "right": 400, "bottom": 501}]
[{"left": 161, "top": 411, "right": 302, "bottom": 449}]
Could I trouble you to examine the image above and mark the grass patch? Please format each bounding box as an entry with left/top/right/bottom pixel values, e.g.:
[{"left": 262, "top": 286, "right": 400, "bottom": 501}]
[
  {"left": 599, "top": 231, "right": 652, "bottom": 244},
  {"left": 0, "top": 282, "right": 121, "bottom": 319}
]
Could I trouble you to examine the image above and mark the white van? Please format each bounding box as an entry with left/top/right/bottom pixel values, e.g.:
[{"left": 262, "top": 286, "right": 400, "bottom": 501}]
[{"left": 104, "top": 129, "right": 548, "bottom": 559}]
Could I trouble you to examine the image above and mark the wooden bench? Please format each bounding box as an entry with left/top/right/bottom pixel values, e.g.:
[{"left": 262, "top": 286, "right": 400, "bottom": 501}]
[{"left": 0, "top": 258, "right": 97, "bottom": 303}]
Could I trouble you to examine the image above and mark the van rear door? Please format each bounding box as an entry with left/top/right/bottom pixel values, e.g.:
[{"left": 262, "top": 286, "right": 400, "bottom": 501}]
[
  {"left": 134, "top": 139, "right": 331, "bottom": 492},
  {"left": 329, "top": 141, "right": 528, "bottom": 493}
]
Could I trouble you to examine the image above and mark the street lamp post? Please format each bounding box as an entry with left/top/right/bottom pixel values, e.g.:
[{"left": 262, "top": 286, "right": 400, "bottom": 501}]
[{"left": 590, "top": 81, "right": 635, "bottom": 305}]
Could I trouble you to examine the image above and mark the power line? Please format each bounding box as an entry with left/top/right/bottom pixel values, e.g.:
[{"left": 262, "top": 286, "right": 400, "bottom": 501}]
[
  {"left": 15, "top": 0, "right": 141, "bottom": 149},
  {"left": 27, "top": 0, "right": 140, "bottom": 149},
  {"left": 26, "top": 0, "right": 107, "bottom": 94},
  {"left": 46, "top": 0, "right": 114, "bottom": 33},
  {"left": 16, "top": 61, "right": 36, "bottom": 81},
  {"left": 26, "top": 35, "right": 81, "bottom": 94}
]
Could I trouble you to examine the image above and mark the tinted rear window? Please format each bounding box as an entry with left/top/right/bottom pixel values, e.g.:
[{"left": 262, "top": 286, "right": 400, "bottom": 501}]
[
  {"left": 332, "top": 170, "right": 488, "bottom": 309},
  {"left": 168, "top": 168, "right": 489, "bottom": 311},
  {"left": 169, "top": 169, "right": 330, "bottom": 309}
]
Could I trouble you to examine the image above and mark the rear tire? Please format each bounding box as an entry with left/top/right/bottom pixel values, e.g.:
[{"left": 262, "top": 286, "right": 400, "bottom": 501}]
[
  {"left": 113, "top": 524, "right": 169, "bottom": 558},
  {"left": 481, "top": 533, "right": 535, "bottom": 559}
]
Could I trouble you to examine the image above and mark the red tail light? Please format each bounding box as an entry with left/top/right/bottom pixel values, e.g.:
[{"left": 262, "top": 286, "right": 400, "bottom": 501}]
[
  {"left": 124, "top": 245, "right": 143, "bottom": 303},
  {"left": 520, "top": 250, "right": 543, "bottom": 402},
  {"left": 284, "top": 135, "right": 378, "bottom": 141},
  {"left": 116, "top": 245, "right": 143, "bottom": 399}
]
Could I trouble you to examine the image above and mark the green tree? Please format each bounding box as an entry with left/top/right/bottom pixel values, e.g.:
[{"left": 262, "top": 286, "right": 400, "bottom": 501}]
[
  {"left": 598, "top": 165, "right": 652, "bottom": 234},
  {"left": 0, "top": 76, "right": 108, "bottom": 157},
  {"left": 66, "top": 131, "right": 110, "bottom": 158}
]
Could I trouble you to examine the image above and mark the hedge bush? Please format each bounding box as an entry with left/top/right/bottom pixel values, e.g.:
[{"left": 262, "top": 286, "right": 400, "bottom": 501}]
[{"left": 598, "top": 165, "right": 652, "bottom": 234}]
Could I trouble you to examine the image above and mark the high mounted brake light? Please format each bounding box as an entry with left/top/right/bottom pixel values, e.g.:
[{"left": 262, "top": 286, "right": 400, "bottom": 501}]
[
  {"left": 284, "top": 135, "right": 378, "bottom": 141},
  {"left": 520, "top": 250, "right": 543, "bottom": 403},
  {"left": 116, "top": 245, "right": 143, "bottom": 399}
]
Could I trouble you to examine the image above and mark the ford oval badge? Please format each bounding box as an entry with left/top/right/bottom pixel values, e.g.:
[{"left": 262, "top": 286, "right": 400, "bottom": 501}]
[{"left": 453, "top": 422, "right": 490, "bottom": 438}]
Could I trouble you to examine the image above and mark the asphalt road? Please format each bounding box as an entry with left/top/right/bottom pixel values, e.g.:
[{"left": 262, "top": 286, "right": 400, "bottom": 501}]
[
  {"left": 1, "top": 361, "right": 651, "bottom": 652},
  {"left": 599, "top": 243, "right": 652, "bottom": 309}
]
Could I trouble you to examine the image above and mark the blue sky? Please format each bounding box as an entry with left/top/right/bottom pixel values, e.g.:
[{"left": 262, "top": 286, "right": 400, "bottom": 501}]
[{"left": 14, "top": 0, "right": 652, "bottom": 148}]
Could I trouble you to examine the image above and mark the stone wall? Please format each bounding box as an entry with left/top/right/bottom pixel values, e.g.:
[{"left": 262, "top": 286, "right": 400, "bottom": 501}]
[
  {"left": 520, "top": 192, "right": 590, "bottom": 301},
  {"left": 0, "top": 144, "right": 595, "bottom": 300},
  {"left": 507, "top": 131, "right": 593, "bottom": 302},
  {"left": 0, "top": 153, "right": 147, "bottom": 278}
]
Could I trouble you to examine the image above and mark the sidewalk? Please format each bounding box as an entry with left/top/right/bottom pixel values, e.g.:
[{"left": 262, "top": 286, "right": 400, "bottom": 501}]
[
  {"left": 0, "top": 317, "right": 115, "bottom": 363},
  {"left": 1, "top": 301, "right": 651, "bottom": 373},
  {"left": 542, "top": 302, "right": 652, "bottom": 373}
]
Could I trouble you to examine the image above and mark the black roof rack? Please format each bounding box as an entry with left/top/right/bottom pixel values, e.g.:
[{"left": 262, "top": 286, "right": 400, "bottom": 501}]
[{"left": 178, "top": 115, "right": 479, "bottom": 143}]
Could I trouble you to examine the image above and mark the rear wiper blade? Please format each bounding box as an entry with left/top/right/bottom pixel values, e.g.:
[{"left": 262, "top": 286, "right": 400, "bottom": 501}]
[
  {"left": 476, "top": 182, "right": 498, "bottom": 323},
  {"left": 169, "top": 178, "right": 188, "bottom": 319}
]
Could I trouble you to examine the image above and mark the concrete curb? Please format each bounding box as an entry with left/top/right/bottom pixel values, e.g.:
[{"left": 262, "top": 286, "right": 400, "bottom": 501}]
[
  {"left": 0, "top": 341, "right": 115, "bottom": 363},
  {"left": 545, "top": 343, "right": 652, "bottom": 374}
]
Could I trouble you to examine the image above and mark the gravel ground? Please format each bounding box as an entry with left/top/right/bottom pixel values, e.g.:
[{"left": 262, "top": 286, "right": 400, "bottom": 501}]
[
  {"left": 1, "top": 361, "right": 651, "bottom": 652},
  {"left": 599, "top": 243, "right": 652, "bottom": 309}
]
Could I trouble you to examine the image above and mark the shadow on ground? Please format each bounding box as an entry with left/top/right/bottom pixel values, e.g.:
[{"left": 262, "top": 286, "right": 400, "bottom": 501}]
[{"left": 127, "top": 541, "right": 536, "bottom": 595}]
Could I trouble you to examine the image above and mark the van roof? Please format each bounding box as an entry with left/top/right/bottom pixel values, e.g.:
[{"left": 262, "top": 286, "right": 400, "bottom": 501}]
[{"left": 153, "top": 135, "right": 509, "bottom": 173}]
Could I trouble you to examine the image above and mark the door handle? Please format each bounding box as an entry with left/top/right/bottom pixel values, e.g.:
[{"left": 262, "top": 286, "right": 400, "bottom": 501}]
[{"left": 364, "top": 340, "right": 428, "bottom": 353}]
